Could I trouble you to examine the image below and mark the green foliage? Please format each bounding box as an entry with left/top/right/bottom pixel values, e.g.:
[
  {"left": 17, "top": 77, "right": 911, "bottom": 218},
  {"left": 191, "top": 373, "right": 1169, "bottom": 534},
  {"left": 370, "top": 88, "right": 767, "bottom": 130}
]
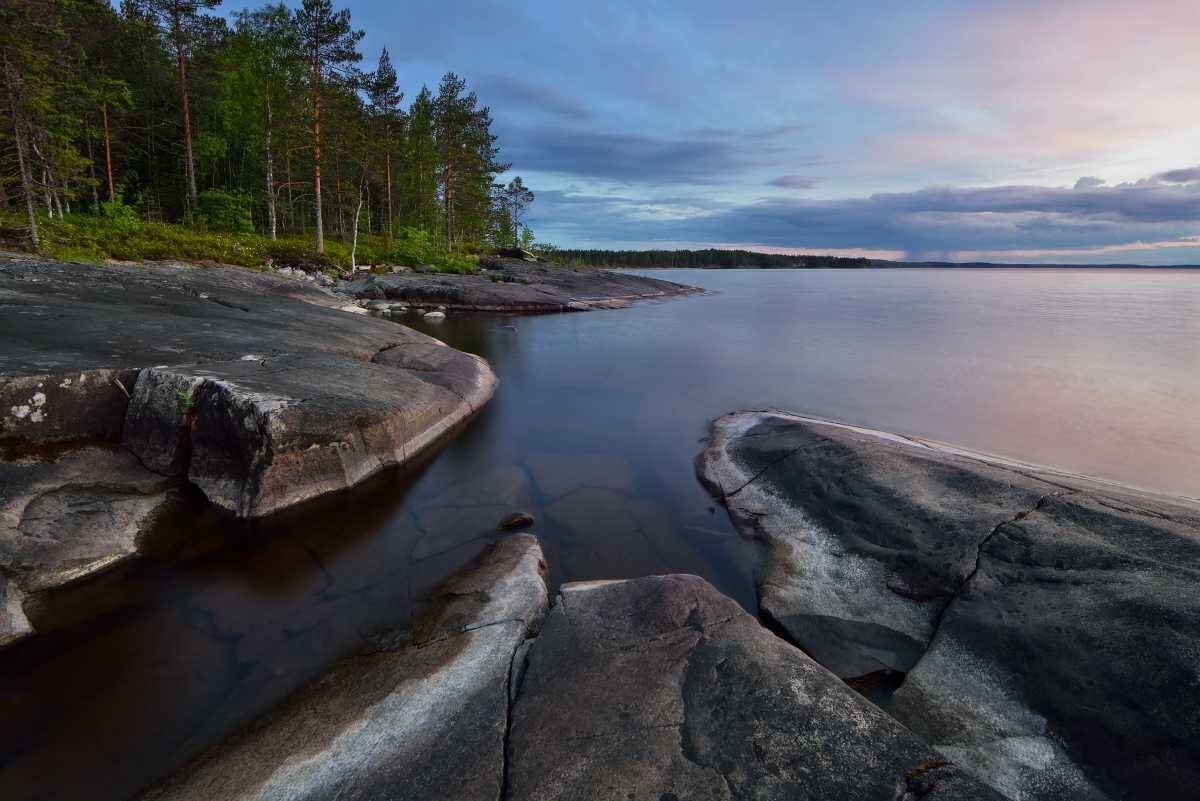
[
  {"left": 432, "top": 252, "right": 479, "bottom": 274},
  {"left": 1, "top": 209, "right": 478, "bottom": 274},
  {"left": 0, "top": 0, "right": 528, "bottom": 263},
  {"left": 387, "top": 226, "right": 436, "bottom": 266},
  {"left": 175, "top": 390, "right": 193, "bottom": 411},
  {"left": 196, "top": 190, "right": 254, "bottom": 233}
]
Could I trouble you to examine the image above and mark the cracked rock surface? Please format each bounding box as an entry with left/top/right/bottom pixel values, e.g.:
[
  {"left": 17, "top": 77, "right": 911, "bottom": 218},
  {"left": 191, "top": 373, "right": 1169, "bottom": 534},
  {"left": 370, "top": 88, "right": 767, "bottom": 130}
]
[
  {"left": 507, "top": 574, "right": 997, "bottom": 801},
  {"left": 698, "top": 410, "right": 1200, "bottom": 801},
  {"left": 346, "top": 257, "right": 698, "bottom": 312},
  {"left": 0, "top": 254, "right": 496, "bottom": 644},
  {"left": 143, "top": 533, "right": 548, "bottom": 801}
]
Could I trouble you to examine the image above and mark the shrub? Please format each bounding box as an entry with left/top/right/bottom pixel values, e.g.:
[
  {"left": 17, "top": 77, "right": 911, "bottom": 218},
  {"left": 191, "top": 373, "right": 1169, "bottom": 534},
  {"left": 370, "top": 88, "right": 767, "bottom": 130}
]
[{"left": 195, "top": 190, "right": 254, "bottom": 233}]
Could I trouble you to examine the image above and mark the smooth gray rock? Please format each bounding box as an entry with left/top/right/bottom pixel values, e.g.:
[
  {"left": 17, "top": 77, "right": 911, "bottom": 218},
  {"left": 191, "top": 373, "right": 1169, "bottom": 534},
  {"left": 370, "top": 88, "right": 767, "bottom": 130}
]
[
  {"left": 135, "top": 350, "right": 494, "bottom": 518},
  {"left": 0, "top": 446, "right": 177, "bottom": 647},
  {"left": 507, "top": 574, "right": 998, "bottom": 801},
  {"left": 143, "top": 533, "right": 548, "bottom": 801},
  {"left": 698, "top": 410, "right": 1200, "bottom": 801},
  {"left": 346, "top": 257, "right": 697, "bottom": 312},
  {"left": 0, "top": 254, "right": 496, "bottom": 518}
]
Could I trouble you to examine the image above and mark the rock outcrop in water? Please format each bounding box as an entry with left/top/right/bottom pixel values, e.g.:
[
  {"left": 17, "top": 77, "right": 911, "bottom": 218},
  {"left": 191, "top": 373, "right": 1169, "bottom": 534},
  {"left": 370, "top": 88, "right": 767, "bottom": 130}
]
[
  {"left": 0, "top": 253, "right": 496, "bottom": 646},
  {"left": 508, "top": 573, "right": 997, "bottom": 801},
  {"left": 144, "top": 534, "right": 998, "bottom": 801},
  {"left": 346, "top": 256, "right": 699, "bottom": 312},
  {"left": 142, "top": 534, "right": 548, "bottom": 801},
  {"left": 698, "top": 410, "right": 1200, "bottom": 801}
]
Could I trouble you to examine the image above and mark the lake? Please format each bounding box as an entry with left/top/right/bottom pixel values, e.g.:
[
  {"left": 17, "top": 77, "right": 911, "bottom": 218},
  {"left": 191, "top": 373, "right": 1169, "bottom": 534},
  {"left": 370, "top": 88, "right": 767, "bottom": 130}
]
[{"left": 2, "top": 267, "right": 1198, "bottom": 800}]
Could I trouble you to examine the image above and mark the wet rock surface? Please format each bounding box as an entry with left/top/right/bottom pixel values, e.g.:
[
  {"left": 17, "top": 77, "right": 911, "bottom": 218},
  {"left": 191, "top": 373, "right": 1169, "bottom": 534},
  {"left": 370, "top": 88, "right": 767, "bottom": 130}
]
[
  {"left": 346, "top": 257, "right": 698, "bottom": 312},
  {"left": 698, "top": 410, "right": 1200, "bottom": 801},
  {"left": 0, "top": 253, "right": 496, "bottom": 643},
  {"left": 0, "top": 446, "right": 178, "bottom": 647},
  {"left": 507, "top": 574, "right": 997, "bottom": 801},
  {"left": 142, "top": 533, "right": 548, "bottom": 801}
]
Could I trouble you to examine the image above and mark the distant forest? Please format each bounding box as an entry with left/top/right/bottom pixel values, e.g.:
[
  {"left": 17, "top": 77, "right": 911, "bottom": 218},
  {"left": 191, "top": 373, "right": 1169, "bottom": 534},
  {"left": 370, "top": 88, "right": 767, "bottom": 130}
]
[
  {"left": 0, "top": 0, "right": 535, "bottom": 258},
  {"left": 542, "top": 248, "right": 875, "bottom": 269}
]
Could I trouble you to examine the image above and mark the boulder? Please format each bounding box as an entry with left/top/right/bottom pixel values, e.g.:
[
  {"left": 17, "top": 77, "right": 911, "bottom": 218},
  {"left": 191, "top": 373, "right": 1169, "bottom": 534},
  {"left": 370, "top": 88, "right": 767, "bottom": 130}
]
[
  {"left": 507, "top": 574, "right": 998, "bottom": 801},
  {"left": 0, "top": 255, "right": 497, "bottom": 519},
  {"left": 698, "top": 410, "right": 1200, "bottom": 801},
  {"left": 0, "top": 254, "right": 499, "bottom": 644},
  {"left": 143, "top": 534, "right": 548, "bottom": 801}
]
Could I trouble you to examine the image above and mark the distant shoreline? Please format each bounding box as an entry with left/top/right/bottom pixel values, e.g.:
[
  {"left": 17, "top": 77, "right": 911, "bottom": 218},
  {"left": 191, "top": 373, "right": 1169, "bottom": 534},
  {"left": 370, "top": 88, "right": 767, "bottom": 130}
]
[
  {"left": 610, "top": 262, "right": 1200, "bottom": 270},
  {"left": 545, "top": 247, "right": 1200, "bottom": 271}
]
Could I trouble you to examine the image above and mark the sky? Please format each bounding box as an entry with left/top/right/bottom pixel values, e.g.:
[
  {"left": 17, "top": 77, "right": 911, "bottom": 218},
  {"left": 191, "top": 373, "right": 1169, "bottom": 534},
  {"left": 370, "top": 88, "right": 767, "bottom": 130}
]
[{"left": 221, "top": 0, "right": 1200, "bottom": 263}]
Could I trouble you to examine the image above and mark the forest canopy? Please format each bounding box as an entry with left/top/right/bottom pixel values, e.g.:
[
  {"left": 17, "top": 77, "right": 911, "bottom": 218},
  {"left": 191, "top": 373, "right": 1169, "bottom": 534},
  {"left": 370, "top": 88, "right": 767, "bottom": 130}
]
[{"left": 0, "top": 0, "right": 534, "bottom": 264}]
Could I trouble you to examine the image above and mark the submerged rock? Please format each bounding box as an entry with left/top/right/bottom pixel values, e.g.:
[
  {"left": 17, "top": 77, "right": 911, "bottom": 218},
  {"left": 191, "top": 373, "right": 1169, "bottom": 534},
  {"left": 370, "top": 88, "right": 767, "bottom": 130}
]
[
  {"left": 507, "top": 574, "right": 997, "bottom": 801},
  {"left": 143, "top": 534, "right": 548, "bottom": 801},
  {"left": 499, "top": 511, "right": 535, "bottom": 530},
  {"left": 698, "top": 410, "right": 1200, "bottom": 801},
  {"left": 0, "top": 446, "right": 178, "bottom": 647}
]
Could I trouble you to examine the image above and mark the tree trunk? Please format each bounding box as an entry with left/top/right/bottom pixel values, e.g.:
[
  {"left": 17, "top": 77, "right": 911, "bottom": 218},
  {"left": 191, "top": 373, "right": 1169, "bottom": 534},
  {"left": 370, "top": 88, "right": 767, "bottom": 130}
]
[
  {"left": 350, "top": 178, "right": 365, "bottom": 270},
  {"left": 4, "top": 54, "right": 38, "bottom": 251},
  {"left": 312, "top": 60, "right": 324, "bottom": 254},
  {"left": 384, "top": 123, "right": 392, "bottom": 241},
  {"left": 174, "top": 33, "right": 198, "bottom": 204},
  {"left": 101, "top": 101, "right": 115, "bottom": 202},
  {"left": 286, "top": 151, "right": 294, "bottom": 231},
  {"left": 265, "top": 94, "right": 276, "bottom": 241},
  {"left": 335, "top": 155, "right": 343, "bottom": 237},
  {"left": 85, "top": 119, "right": 100, "bottom": 212},
  {"left": 42, "top": 166, "right": 54, "bottom": 217},
  {"left": 443, "top": 161, "right": 453, "bottom": 249}
]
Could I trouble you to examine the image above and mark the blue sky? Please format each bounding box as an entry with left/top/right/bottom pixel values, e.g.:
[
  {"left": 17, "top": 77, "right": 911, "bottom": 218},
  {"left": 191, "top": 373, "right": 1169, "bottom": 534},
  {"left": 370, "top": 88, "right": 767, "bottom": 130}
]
[{"left": 221, "top": 0, "right": 1200, "bottom": 263}]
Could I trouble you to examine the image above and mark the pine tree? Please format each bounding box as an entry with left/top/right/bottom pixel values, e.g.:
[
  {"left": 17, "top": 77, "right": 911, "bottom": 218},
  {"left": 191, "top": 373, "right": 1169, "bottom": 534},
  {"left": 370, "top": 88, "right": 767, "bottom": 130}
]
[
  {"left": 295, "top": 0, "right": 362, "bottom": 254},
  {"left": 500, "top": 176, "right": 534, "bottom": 247},
  {"left": 368, "top": 48, "right": 402, "bottom": 242},
  {"left": 129, "top": 0, "right": 221, "bottom": 207}
]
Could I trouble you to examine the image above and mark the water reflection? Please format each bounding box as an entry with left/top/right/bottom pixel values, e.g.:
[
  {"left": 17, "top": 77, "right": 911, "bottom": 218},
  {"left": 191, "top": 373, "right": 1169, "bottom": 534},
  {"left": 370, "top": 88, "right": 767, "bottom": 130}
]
[{"left": 3, "top": 267, "right": 1197, "bottom": 801}]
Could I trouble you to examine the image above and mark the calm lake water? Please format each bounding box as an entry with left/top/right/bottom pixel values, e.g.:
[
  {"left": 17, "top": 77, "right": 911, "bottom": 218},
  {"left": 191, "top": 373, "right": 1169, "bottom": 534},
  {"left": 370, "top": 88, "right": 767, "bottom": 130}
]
[{"left": 3, "top": 267, "right": 1198, "bottom": 800}]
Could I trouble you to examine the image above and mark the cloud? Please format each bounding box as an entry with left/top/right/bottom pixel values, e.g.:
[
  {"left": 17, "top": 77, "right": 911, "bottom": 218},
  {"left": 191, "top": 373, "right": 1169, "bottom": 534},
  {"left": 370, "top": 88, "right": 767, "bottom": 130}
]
[
  {"left": 1074, "top": 177, "right": 1106, "bottom": 190},
  {"left": 528, "top": 168, "right": 1200, "bottom": 262},
  {"left": 845, "top": 0, "right": 1200, "bottom": 173},
  {"left": 1157, "top": 166, "right": 1200, "bottom": 184},
  {"left": 476, "top": 75, "right": 592, "bottom": 120},
  {"left": 769, "top": 175, "right": 818, "bottom": 189},
  {"left": 501, "top": 127, "right": 798, "bottom": 184}
]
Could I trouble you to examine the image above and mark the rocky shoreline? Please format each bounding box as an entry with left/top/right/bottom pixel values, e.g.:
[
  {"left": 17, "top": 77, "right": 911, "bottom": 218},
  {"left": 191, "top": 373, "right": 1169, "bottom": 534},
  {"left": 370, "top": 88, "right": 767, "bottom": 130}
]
[
  {"left": 346, "top": 256, "right": 701, "bottom": 313},
  {"left": 142, "top": 534, "right": 999, "bottom": 801},
  {"left": 0, "top": 253, "right": 498, "bottom": 647},
  {"left": 698, "top": 410, "right": 1200, "bottom": 801}
]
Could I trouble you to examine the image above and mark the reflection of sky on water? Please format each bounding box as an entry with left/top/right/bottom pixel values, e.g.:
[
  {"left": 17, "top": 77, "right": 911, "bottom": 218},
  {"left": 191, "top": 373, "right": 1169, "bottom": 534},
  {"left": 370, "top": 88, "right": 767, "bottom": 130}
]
[{"left": 3, "top": 267, "right": 1197, "bottom": 801}]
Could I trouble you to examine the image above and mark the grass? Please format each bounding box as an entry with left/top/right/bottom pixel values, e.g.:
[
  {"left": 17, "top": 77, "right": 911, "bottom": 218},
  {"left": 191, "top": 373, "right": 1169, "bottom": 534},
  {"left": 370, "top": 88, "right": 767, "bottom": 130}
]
[{"left": 0, "top": 211, "right": 480, "bottom": 274}]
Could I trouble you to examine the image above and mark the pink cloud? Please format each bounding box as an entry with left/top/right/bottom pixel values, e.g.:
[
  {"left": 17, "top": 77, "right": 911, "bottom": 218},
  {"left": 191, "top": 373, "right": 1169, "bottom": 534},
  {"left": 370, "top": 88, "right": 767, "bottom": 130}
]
[{"left": 845, "top": 0, "right": 1200, "bottom": 170}]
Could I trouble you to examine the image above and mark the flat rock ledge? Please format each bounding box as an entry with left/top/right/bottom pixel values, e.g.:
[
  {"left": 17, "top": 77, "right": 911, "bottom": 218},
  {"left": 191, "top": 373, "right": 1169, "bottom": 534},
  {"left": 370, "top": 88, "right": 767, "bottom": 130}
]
[
  {"left": 144, "top": 536, "right": 996, "bottom": 801},
  {"left": 0, "top": 253, "right": 497, "bottom": 646},
  {"left": 346, "top": 257, "right": 699, "bottom": 312},
  {"left": 698, "top": 410, "right": 1200, "bottom": 801},
  {"left": 142, "top": 533, "right": 549, "bottom": 801}
]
